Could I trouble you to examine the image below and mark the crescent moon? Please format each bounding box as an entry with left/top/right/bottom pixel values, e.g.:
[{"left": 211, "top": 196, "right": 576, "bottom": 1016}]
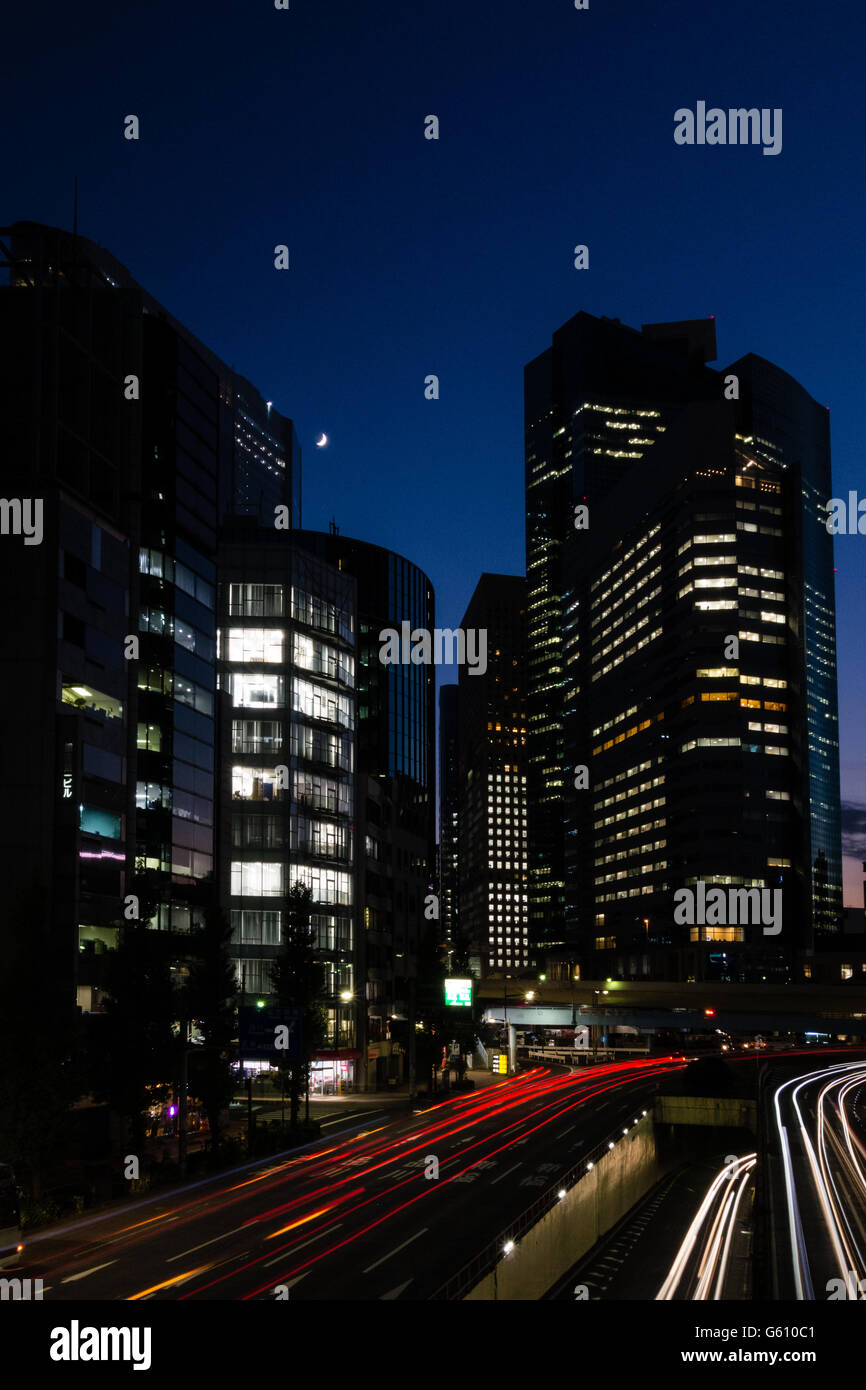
[{"left": 316, "top": 433, "right": 328, "bottom": 448}]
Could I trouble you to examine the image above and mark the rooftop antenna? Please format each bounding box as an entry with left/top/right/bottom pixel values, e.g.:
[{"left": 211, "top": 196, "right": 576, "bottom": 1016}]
[{"left": 328, "top": 517, "right": 340, "bottom": 536}]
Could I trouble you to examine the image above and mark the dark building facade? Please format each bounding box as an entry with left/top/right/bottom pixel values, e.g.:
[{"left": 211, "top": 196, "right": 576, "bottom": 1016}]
[
  {"left": 524, "top": 312, "right": 720, "bottom": 956},
  {"left": 525, "top": 310, "right": 842, "bottom": 983},
  {"left": 457, "top": 574, "right": 528, "bottom": 976},
  {"left": 438, "top": 684, "right": 459, "bottom": 945},
  {"left": 0, "top": 221, "right": 298, "bottom": 1018}
]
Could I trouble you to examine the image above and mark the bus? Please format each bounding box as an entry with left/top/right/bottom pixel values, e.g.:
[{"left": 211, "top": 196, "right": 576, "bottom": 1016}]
[{"left": 0, "top": 1164, "right": 23, "bottom": 1270}]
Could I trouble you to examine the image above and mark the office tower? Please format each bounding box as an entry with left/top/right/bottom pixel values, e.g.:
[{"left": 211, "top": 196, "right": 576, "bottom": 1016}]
[
  {"left": 0, "top": 221, "right": 299, "bottom": 1014},
  {"left": 217, "top": 523, "right": 358, "bottom": 1091},
  {"left": 291, "top": 530, "right": 435, "bottom": 1087},
  {"left": 457, "top": 574, "right": 528, "bottom": 976},
  {"left": 524, "top": 313, "right": 719, "bottom": 956},
  {"left": 438, "top": 684, "right": 459, "bottom": 945},
  {"left": 525, "top": 310, "right": 842, "bottom": 981},
  {"left": 220, "top": 379, "right": 301, "bottom": 530}
]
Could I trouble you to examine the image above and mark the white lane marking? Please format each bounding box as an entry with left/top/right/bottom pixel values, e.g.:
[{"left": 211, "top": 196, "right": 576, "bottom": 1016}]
[
  {"left": 60, "top": 1261, "right": 117, "bottom": 1284},
  {"left": 490, "top": 1163, "right": 522, "bottom": 1186},
  {"left": 321, "top": 1110, "right": 380, "bottom": 1128},
  {"left": 166, "top": 1225, "right": 249, "bottom": 1262},
  {"left": 281, "top": 1272, "right": 310, "bottom": 1290},
  {"left": 362, "top": 1228, "right": 428, "bottom": 1274},
  {"left": 380, "top": 1279, "right": 413, "bottom": 1299},
  {"left": 262, "top": 1222, "right": 343, "bottom": 1267}
]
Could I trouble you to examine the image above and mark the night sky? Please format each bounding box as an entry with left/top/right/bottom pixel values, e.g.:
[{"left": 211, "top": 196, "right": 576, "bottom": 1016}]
[{"left": 5, "top": 0, "right": 864, "bottom": 901}]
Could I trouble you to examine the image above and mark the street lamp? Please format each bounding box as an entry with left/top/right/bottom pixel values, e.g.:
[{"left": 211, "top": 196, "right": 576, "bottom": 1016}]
[
  {"left": 334, "top": 989, "right": 353, "bottom": 1096},
  {"left": 591, "top": 988, "right": 610, "bottom": 1062}
]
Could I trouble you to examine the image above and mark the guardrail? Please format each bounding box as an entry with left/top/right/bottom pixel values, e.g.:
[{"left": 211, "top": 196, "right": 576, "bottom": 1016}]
[
  {"left": 428, "top": 1108, "right": 650, "bottom": 1300},
  {"left": 523, "top": 1046, "right": 650, "bottom": 1064}
]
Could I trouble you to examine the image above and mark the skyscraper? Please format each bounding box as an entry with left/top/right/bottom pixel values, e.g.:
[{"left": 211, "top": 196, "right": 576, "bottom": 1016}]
[
  {"left": 438, "top": 684, "right": 459, "bottom": 946},
  {"left": 524, "top": 313, "right": 719, "bottom": 955},
  {"left": 525, "top": 310, "right": 842, "bottom": 981},
  {"left": 457, "top": 574, "right": 528, "bottom": 976},
  {"left": 0, "top": 221, "right": 299, "bottom": 1015}
]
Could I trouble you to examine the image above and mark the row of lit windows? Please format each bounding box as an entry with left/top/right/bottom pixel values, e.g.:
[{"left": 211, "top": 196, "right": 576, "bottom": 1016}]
[
  {"left": 593, "top": 711, "right": 665, "bottom": 755},
  {"left": 595, "top": 796, "right": 666, "bottom": 829},
  {"left": 678, "top": 578, "right": 737, "bottom": 597},
  {"left": 597, "top": 761, "right": 663, "bottom": 796},
  {"left": 592, "top": 560, "right": 662, "bottom": 628},
  {"left": 681, "top": 693, "right": 786, "bottom": 712},
  {"left": 735, "top": 471, "right": 782, "bottom": 494},
  {"left": 596, "top": 839, "right": 666, "bottom": 865},
  {"left": 592, "top": 626, "right": 663, "bottom": 681},
  {"left": 737, "top": 521, "right": 783, "bottom": 536},
  {"left": 740, "top": 566, "right": 784, "bottom": 580},
  {"left": 596, "top": 817, "right": 667, "bottom": 848},
  {"left": 592, "top": 703, "right": 639, "bottom": 738},
  {"left": 678, "top": 535, "right": 736, "bottom": 553},
  {"left": 591, "top": 524, "right": 661, "bottom": 594},
  {"left": 679, "top": 555, "right": 736, "bottom": 573},
  {"left": 740, "top": 631, "right": 785, "bottom": 645},
  {"left": 595, "top": 861, "right": 667, "bottom": 883},
  {"left": 736, "top": 498, "right": 782, "bottom": 515},
  {"left": 581, "top": 403, "right": 662, "bottom": 419},
  {"left": 739, "top": 675, "right": 787, "bottom": 688},
  {"left": 598, "top": 885, "right": 656, "bottom": 903},
  {"left": 593, "top": 577, "right": 663, "bottom": 640},
  {"left": 680, "top": 738, "right": 789, "bottom": 755},
  {"left": 740, "top": 609, "right": 786, "bottom": 625},
  {"left": 588, "top": 447, "right": 642, "bottom": 459}
]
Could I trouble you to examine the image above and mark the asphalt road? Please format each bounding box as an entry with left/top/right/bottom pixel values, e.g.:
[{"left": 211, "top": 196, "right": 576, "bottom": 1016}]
[
  {"left": 19, "top": 1058, "right": 682, "bottom": 1302},
  {"left": 766, "top": 1055, "right": 866, "bottom": 1301}
]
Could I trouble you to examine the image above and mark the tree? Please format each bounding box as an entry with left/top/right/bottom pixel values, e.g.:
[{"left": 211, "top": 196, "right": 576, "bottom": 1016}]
[
  {"left": 269, "top": 883, "right": 328, "bottom": 1126},
  {"left": 0, "top": 898, "right": 80, "bottom": 1194},
  {"left": 96, "top": 924, "right": 178, "bottom": 1153},
  {"left": 183, "top": 902, "right": 237, "bottom": 1147}
]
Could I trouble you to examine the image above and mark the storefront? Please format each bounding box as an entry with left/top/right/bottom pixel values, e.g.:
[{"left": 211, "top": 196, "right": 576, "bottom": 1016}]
[{"left": 311, "top": 1049, "right": 361, "bottom": 1095}]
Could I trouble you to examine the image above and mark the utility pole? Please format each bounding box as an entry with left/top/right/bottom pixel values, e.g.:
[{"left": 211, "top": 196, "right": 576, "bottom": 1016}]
[
  {"left": 178, "top": 1019, "right": 190, "bottom": 1176},
  {"left": 408, "top": 974, "right": 417, "bottom": 1101}
]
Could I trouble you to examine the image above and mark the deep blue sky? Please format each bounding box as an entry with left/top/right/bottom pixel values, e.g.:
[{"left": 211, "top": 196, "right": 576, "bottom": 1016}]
[{"left": 4, "top": 0, "right": 864, "bottom": 900}]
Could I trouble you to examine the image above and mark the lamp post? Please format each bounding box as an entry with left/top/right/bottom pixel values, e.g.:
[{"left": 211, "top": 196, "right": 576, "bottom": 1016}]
[
  {"left": 336, "top": 989, "right": 353, "bottom": 1096},
  {"left": 591, "top": 987, "right": 610, "bottom": 1063}
]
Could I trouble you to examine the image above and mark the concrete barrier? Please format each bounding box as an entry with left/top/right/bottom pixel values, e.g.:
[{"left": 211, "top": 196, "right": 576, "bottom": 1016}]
[
  {"left": 655, "top": 1095, "right": 756, "bottom": 1129},
  {"left": 465, "top": 1113, "right": 672, "bottom": 1300}
]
